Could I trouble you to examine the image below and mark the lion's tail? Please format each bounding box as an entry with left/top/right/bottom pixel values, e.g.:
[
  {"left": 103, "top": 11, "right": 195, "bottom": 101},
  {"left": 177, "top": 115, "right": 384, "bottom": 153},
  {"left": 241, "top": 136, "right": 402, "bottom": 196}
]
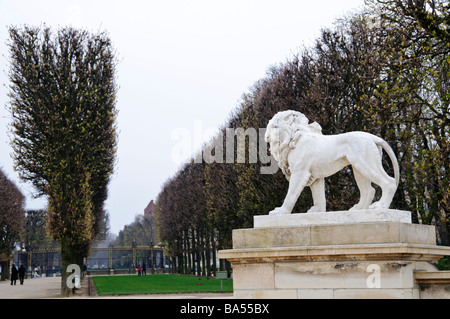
[{"left": 374, "top": 137, "right": 400, "bottom": 187}]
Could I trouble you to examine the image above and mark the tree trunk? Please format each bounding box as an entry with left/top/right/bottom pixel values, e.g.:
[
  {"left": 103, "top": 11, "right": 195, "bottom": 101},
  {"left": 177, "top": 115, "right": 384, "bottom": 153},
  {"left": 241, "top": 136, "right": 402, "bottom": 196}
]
[
  {"left": 60, "top": 236, "right": 83, "bottom": 297},
  {"left": 212, "top": 245, "right": 217, "bottom": 277},
  {"left": 0, "top": 261, "right": 10, "bottom": 281},
  {"left": 201, "top": 250, "right": 206, "bottom": 276}
]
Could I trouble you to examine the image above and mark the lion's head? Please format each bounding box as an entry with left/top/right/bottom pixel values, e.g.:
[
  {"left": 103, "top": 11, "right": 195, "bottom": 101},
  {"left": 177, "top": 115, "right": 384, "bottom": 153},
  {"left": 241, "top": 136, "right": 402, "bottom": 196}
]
[{"left": 265, "top": 110, "right": 322, "bottom": 179}]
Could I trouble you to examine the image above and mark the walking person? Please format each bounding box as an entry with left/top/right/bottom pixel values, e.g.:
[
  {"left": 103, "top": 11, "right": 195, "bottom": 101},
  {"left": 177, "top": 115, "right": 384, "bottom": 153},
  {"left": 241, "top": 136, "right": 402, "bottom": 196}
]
[
  {"left": 142, "top": 263, "right": 146, "bottom": 276},
  {"left": 18, "top": 264, "right": 26, "bottom": 285},
  {"left": 10, "top": 264, "right": 18, "bottom": 286}
]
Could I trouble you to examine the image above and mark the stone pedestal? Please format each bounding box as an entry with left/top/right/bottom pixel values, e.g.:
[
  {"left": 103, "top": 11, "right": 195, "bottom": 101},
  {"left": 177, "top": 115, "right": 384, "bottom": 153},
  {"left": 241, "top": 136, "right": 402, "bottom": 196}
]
[{"left": 218, "top": 209, "right": 450, "bottom": 299}]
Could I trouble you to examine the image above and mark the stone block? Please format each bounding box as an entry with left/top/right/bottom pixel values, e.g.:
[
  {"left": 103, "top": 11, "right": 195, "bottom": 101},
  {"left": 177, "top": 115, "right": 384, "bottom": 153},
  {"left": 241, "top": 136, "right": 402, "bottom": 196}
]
[
  {"left": 234, "top": 289, "right": 298, "bottom": 299},
  {"left": 310, "top": 222, "right": 436, "bottom": 246},
  {"left": 232, "top": 263, "right": 274, "bottom": 290},
  {"left": 274, "top": 261, "right": 417, "bottom": 290},
  {"left": 232, "top": 226, "right": 311, "bottom": 249},
  {"left": 275, "top": 261, "right": 369, "bottom": 289},
  {"left": 296, "top": 289, "right": 334, "bottom": 299},
  {"left": 254, "top": 209, "right": 411, "bottom": 228},
  {"left": 418, "top": 284, "right": 450, "bottom": 299},
  {"left": 253, "top": 289, "right": 297, "bottom": 299},
  {"left": 333, "top": 288, "right": 418, "bottom": 299},
  {"left": 232, "top": 222, "right": 436, "bottom": 249}
]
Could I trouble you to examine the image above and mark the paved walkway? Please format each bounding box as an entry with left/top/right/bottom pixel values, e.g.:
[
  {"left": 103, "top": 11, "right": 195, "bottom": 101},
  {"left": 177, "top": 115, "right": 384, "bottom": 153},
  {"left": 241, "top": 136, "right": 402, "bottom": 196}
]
[
  {"left": 0, "top": 276, "right": 234, "bottom": 299},
  {"left": 0, "top": 276, "right": 62, "bottom": 299}
]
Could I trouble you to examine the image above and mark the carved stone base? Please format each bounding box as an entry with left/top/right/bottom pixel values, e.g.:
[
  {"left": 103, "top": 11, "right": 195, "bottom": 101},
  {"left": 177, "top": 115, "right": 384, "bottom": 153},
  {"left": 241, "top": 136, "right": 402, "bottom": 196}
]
[{"left": 218, "top": 210, "right": 450, "bottom": 299}]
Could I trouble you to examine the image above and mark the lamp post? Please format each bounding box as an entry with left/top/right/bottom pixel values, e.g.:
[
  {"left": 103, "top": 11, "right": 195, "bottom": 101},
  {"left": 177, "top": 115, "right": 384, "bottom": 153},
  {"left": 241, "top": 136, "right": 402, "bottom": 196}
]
[
  {"left": 132, "top": 239, "right": 137, "bottom": 269},
  {"left": 108, "top": 244, "right": 113, "bottom": 272}
]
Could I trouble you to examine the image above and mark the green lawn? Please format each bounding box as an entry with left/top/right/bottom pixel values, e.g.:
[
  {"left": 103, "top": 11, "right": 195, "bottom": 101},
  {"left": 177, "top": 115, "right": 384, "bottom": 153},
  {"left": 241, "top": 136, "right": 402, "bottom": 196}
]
[{"left": 91, "top": 274, "right": 233, "bottom": 295}]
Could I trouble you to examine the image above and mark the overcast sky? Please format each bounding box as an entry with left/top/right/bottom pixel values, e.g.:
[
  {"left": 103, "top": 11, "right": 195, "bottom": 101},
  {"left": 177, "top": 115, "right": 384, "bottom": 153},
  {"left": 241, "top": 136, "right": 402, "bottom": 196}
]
[{"left": 0, "top": 0, "right": 365, "bottom": 234}]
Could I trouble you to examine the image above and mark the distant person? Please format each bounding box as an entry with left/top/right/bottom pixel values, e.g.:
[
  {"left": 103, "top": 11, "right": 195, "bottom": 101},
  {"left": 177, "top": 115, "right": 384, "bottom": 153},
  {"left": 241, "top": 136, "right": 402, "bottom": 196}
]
[
  {"left": 33, "top": 266, "right": 39, "bottom": 278},
  {"left": 137, "top": 264, "right": 141, "bottom": 276},
  {"left": 83, "top": 264, "right": 87, "bottom": 277},
  {"left": 18, "top": 264, "right": 26, "bottom": 285},
  {"left": 10, "top": 264, "right": 18, "bottom": 286},
  {"left": 142, "top": 263, "right": 146, "bottom": 275}
]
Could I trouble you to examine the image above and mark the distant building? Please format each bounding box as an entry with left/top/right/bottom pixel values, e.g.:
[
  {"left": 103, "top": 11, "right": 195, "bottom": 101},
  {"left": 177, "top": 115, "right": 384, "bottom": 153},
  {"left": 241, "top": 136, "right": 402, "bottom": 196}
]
[{"left": 144, "top": 200, "right": 155, "bottom": 217}]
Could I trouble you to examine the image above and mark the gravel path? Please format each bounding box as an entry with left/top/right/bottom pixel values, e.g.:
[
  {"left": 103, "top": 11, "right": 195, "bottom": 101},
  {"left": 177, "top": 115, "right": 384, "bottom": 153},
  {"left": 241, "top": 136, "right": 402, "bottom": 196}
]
[
  {"left": 0, "top": 276, "right": 62, "bottom": 299},
  {"left": 0, "top": 276, "right": 234, "bottom": 299}
]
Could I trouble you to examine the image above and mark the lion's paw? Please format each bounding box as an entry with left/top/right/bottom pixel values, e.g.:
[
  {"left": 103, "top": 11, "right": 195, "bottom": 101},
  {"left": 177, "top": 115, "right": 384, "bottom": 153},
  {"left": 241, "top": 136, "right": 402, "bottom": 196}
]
[
  {"left": 349, "top": 204, "right": 366, "bottom": 211},
  {"left": 307, "top": 206, "right": 325, "bottom": 213},
  {"left": 269, "top": 207, "right": 290, "bottom": 215},
  {"left": 369, "top": 201, "right": 383, "bottom": 209}
]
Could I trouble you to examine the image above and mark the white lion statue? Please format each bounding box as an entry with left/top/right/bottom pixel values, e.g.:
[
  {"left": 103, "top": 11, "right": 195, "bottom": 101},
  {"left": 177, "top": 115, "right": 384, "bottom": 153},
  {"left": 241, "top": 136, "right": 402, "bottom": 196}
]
[{"left": 265, "top": 110, "right": 399, "bottom": 214}]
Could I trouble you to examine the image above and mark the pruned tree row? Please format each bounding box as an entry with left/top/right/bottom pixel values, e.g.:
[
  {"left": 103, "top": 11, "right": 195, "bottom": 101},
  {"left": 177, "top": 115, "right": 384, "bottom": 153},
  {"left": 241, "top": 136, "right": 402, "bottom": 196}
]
[{"left": 155, "top": 0, "right": 450, "bottom": 275}]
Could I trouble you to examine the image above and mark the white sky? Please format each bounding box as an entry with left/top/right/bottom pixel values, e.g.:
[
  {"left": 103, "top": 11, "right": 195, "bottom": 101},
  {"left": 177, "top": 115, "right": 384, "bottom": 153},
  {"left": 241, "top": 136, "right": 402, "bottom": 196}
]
[{"left": 0, "top": 0, "right": 365, "bottom": 234}]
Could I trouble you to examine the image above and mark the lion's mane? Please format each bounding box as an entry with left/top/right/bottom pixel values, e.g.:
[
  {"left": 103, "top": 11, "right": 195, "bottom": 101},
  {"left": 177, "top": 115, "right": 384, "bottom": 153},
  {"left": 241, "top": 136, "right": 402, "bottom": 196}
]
[{"left": 265, "top": 110, "right": 322, "bottom": 179}]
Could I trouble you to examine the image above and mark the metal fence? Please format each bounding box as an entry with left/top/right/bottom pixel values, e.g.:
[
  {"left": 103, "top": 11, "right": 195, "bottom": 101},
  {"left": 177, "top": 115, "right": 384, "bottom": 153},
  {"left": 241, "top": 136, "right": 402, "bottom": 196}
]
[
  {"left": 13, "top": 245, "right": 168, "bottom": 277},
  {"left": 14, "top": 248, "right": 62, "bottom": 277}
]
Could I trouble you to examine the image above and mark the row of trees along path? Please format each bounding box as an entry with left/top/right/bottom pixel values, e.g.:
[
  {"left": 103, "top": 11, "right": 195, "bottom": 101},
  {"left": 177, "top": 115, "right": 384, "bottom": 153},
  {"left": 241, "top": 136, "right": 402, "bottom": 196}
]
[{"left": 155, "top": 0, "right": 450, "bottom": 276}]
